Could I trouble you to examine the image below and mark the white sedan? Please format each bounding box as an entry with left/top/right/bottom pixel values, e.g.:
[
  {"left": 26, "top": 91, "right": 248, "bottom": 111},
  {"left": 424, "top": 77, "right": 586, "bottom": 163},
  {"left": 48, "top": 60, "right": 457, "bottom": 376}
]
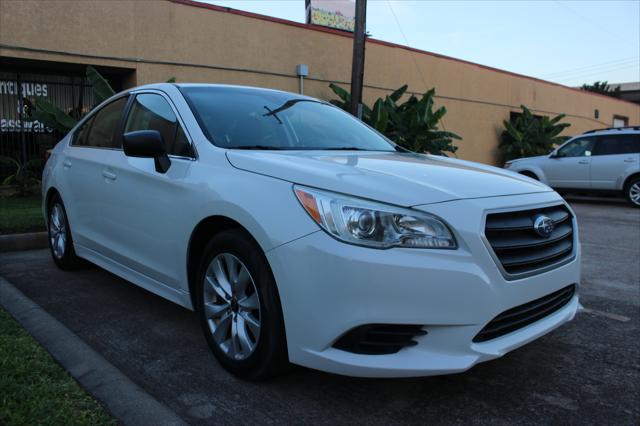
[{"left": 43, "top": 83, "right": 580, "bottom": 379}]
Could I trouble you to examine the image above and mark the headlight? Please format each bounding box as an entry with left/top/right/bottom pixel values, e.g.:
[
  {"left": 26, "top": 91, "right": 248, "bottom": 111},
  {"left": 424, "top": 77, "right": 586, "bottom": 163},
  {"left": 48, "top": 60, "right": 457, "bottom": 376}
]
[{"left": 293, "top": 185, "right": 457, "bottom": 249}]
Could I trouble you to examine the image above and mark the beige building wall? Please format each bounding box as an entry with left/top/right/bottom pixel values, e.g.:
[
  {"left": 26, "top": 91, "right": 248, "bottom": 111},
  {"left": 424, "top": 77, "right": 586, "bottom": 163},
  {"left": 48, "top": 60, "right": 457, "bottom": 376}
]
[{"left": 1, "top": 0, "right": 638, "bottom": 165}]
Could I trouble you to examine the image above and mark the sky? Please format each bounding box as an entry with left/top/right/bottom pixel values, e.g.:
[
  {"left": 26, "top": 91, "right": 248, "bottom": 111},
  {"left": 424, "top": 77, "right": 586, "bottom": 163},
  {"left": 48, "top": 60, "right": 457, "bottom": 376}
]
[{"left": 205, "top": 0, "right": 640, "bottom": 87}]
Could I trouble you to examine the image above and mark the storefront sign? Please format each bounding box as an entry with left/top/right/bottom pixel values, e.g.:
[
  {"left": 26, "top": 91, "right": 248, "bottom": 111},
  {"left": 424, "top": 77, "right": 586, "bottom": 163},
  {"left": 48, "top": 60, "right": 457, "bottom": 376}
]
[
  {"left": 306, "top": 0, "right": 355, "bottom": 32},
  {"left": 0, "top": 80, "right": 50, "bottom": 133}
]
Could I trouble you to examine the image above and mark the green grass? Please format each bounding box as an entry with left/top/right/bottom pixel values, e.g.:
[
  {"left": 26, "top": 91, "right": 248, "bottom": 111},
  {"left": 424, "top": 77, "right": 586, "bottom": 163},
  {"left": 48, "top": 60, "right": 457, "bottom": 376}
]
[
  {"left": 0, "top": 196, "right": 45, "bottom": 235},
  {"left": 0, "top": 308, "right": 115, "bottom": 425}
]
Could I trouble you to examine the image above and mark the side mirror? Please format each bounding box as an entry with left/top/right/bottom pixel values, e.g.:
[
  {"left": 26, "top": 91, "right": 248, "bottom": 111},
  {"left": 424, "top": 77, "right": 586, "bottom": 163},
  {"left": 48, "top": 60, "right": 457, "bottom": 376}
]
[
  {"left": 549, "top": 151, "right": 559, "bottom": 158},
  {"left": 123, "top": 130, "right": 171, "bottom": 173}
]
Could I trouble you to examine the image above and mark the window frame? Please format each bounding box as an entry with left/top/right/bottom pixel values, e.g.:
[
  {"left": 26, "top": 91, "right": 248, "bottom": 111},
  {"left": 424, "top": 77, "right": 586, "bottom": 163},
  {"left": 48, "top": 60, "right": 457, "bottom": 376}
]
[
  {"left": 70, "top": 94, "right": 130, "bottom": 150},
  {"left": 593, "top": 133, "right": 639, "bottom": 156},
  {"left": 125, "top": 89, "right": 197, "bottom": 160},
  {"left": 554, "top": 136, "right": 595, "bottom": 158}
]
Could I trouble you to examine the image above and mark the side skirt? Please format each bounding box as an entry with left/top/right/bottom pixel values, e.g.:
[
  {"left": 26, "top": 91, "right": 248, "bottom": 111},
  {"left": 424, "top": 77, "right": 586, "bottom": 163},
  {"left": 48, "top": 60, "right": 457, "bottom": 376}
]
[{"left": 74, "top": 244, "right": 194, "bottom": 311}]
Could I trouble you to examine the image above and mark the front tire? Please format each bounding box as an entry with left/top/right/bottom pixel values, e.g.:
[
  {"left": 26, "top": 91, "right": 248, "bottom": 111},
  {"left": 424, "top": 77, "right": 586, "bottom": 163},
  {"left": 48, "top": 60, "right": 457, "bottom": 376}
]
[
  {"left": 196, "top": 229, "right": 288, "bottom": 380},
  {"left": 48, "top": 196, "right": 83, "bottom": 270},
  {"left": 625, "top": 176, "right": 640, "bottom": 207}
]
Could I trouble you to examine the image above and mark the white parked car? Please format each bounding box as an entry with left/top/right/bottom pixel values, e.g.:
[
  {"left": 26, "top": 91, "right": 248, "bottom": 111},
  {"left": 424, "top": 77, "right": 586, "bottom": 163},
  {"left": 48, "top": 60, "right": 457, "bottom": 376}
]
[
  {"left": 43, "top": 83, "right": 580, "bottom": 379},
  {"left": 505, "top": 128, "right": 640, "bottom": 207}
]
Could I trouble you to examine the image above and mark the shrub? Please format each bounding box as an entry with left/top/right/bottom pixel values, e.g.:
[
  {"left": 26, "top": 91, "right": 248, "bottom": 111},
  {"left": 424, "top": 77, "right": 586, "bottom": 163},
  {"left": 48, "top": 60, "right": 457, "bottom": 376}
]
[{"left": 500, "top": 105, "right": 570, "bottom": 162}]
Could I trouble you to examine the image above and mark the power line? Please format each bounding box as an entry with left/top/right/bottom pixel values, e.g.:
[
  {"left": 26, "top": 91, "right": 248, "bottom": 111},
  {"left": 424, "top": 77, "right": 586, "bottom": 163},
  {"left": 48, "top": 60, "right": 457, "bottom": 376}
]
[
  {"left": 385, "top": 0, "right": 429, "bottom": 90},
  {"left": 554, "top": 63, "right": 640, "bottom": 83},
  {"left": 553, "top": 0, "right": 633, "bottom": 45},
  {"left": 540, "top": 57, "right": 639, "bottom": 78},
  {"left": 385, "top": 0, "right": 457, "bottom": 146}
]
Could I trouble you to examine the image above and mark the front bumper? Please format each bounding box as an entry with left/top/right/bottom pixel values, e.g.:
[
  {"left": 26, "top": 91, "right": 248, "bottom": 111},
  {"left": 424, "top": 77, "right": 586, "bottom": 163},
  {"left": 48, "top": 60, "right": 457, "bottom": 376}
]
[{"left": 266, "top": 192, "right": 580, "bottom": 377}]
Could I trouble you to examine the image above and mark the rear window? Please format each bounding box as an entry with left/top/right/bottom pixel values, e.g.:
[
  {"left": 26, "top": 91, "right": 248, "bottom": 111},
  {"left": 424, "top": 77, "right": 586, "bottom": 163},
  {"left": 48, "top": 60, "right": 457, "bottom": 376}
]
[
  {"left": 73, "top": 97, "right": 128, "bottom": 149},
  {"left": 180, "top": 86, "right": 396, "bottom": 152},
  {"left": 594, "top": 134, "right": 640, "bottom": 155}
]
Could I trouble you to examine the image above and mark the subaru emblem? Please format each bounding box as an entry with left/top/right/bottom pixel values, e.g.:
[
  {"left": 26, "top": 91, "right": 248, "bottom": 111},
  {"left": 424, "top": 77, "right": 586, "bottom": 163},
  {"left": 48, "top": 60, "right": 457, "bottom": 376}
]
[{"left": 533, "top": 215, "right": 555, "bottom": 238}]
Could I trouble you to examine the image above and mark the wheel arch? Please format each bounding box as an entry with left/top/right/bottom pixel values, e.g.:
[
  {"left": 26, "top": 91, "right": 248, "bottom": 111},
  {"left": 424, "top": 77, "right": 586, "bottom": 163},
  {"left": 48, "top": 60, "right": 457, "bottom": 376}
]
[
  {"left": 518, "top": 170, "right": 539, "bottom": 180},
  {"left": 186, "top": 215, "right": 265, "bottom": 310},
  {"left": 623, "top": 172, "right": 640, "bottom": 192},
  {"left": 44, "top": 187, "right": 61, "bottom": 218}
]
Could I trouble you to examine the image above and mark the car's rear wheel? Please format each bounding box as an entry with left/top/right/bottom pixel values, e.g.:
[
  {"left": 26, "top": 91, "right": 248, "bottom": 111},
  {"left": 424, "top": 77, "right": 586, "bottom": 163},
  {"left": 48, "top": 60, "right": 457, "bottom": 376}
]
[
  {"left": 625, "top": 176, "right": 640, "bottom": 207},
  {"left": 48, "top": 196, "right": 83, "bottom": 269},
  {"left": 196, "top": 229, "right": 288, "bottom": 380}
]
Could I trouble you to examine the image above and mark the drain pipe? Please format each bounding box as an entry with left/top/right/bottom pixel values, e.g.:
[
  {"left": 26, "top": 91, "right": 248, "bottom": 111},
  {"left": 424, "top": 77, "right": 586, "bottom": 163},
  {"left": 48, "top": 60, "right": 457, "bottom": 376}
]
[{"left": 296, "top": 64, "right": 308, "bottom": 94}]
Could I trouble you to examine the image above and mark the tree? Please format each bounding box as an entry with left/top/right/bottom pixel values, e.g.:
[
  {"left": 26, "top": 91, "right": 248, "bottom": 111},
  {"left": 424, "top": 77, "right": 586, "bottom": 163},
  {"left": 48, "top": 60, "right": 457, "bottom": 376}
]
[
  {"left": 580, "top": 81, "right": 621, "bottom": 97},
  {"left": 329, "top": 84, "right": 461, "bottom": 155},
  {"left": 500, "top": 105, "right": 571, "bottom": 162}
]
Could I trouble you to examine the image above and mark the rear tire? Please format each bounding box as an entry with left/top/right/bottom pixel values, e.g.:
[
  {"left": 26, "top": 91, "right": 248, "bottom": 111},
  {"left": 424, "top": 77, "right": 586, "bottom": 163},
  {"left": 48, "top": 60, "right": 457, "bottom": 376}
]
[
  {"left": 624, "top": 176, "right": 640, "bottom": 207},
  {"left": 196, "top": 229, "right": 289, "bottom": 380},
  {"left": 47, "top": 195, "right": 84, "bottom": 270}
]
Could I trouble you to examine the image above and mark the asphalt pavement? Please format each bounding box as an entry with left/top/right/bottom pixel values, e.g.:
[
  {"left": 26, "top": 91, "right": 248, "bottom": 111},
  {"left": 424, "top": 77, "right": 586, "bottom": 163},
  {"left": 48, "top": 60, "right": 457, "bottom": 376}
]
[{"left": 1, "top": 198, "right": 638, "bottom": 425}]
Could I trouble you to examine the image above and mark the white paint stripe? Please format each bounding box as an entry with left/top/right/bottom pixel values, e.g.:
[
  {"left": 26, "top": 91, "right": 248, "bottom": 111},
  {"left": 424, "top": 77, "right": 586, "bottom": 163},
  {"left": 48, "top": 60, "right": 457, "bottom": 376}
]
[{"left": 581, "top": 307, "right": 631, "bottom": 323}]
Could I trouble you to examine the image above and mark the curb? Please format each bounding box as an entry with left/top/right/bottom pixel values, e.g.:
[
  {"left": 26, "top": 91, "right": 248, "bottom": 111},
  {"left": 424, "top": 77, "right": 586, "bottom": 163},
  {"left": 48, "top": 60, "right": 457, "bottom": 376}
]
[
  {"left": 0, "top": 232, "right": 48, "bottom": 253},
  {"left": 0, "top": 276, "right": 187, "bottom": 426}
]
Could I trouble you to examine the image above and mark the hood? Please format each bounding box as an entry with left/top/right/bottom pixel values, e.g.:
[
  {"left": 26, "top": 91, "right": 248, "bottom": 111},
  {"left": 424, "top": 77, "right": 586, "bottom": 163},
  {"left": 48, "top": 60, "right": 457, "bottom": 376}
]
[{"left": 226, "top": 151, "right": 552, "bottom": 206}]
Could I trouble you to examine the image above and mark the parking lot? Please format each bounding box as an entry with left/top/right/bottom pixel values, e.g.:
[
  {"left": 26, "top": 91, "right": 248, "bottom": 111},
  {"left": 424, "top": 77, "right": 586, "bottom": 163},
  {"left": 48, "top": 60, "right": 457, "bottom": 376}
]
[{"left": 1, "top": 198, "right": 638, "bottom": 425}]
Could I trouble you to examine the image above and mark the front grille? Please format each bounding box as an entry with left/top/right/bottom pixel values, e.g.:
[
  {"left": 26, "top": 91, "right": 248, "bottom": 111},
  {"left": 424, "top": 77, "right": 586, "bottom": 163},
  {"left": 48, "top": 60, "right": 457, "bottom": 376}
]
[
  {"left": 333, "top": 324, "right": 427, "bottom": 355},
  {"left": 484, "top": 204, "right": 574, "bottom": 276},
  {"left": 473, "top": 284, "right": 575, "bottom": 342}
]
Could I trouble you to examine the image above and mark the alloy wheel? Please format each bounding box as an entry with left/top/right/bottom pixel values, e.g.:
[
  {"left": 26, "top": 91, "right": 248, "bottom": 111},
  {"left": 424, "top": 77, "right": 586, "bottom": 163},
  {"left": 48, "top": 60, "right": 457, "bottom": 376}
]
[
  {"left": 49, "top": 204, "right": 67, "bottom": 259},
  {"left": 203, "top": 253, "right": 261, "bottom": 360},
  {"left": 630, "top": 182, "right": 640, "bottom": 206}
]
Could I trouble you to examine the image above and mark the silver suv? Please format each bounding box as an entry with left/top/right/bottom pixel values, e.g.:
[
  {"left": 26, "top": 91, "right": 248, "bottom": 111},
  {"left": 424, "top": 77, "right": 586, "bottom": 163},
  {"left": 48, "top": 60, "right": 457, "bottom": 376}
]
[{"left": 505, "top": 127, "right": 640, "bottom": 207}]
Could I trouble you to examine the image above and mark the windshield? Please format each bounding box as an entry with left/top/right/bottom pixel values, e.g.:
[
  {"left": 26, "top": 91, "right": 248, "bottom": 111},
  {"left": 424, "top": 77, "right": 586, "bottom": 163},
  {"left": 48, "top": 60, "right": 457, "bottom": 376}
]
[{"left": 180, "top": 86, "right": 397, "bottom": 151}]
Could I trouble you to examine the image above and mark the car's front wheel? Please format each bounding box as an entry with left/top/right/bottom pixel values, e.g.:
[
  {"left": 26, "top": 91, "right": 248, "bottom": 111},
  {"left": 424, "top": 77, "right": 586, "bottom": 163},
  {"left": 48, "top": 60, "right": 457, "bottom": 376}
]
[
  {"left": 196, "top": 229, "right": 288, "bottom": 380},
  {"left": 625, "top": 176, "right": 640, "bottom": 207},
  {"left": 48, "top": 195, "right": 83, "bottom": 269}
]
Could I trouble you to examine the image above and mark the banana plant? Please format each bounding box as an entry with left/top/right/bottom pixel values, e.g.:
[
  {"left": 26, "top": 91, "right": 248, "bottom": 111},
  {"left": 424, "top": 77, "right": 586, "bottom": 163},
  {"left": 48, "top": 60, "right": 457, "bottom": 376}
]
[
  {"left": 27, "top": 66, "right": 177, "bottom": 134},
  {"left": 328, "top": 83, "right": 461, "bottom": 155},
  {"left": 0, "top": 156, "right": 42, "bottom": 194},
  {"left": 500, "top": 105, "right": 570, "bottom": 162}
]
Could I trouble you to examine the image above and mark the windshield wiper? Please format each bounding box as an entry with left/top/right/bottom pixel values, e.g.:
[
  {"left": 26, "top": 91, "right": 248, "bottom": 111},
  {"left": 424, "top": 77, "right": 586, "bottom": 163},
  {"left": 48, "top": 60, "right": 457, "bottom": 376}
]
[
  {"left": 229, "top": 145, "right": 284, "bottom": 150},
  {"left": 262, "top": 99, "right": 323, "bottom": 118},
  {"left": 320, "top": 147, "right": 376, "bottom": 151},
  {"left": 263, "top": 106, "right": 282, "bottom": 124}
]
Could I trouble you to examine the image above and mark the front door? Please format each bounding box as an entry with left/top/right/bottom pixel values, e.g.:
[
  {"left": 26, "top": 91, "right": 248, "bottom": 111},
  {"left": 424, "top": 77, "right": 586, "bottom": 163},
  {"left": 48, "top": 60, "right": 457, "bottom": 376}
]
[
  {"left": 97, "top": 92, "right": 196, "bottom": 289},
  {"left": 544, "top": 137, "right": 595, "bottom": 189}
]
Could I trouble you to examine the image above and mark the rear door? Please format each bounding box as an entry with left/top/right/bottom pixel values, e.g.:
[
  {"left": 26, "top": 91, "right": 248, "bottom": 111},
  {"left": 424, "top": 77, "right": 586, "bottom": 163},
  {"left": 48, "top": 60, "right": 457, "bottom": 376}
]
[
  {"left": 96, "top": 91, "right": 196, "bottom": 288},
  {"left": 590, "top": 133, "right": 640, "bottom": 190},
  {"left": 60, "top": 96, "right": 128, "bottom": 251},
  {"left": 544, "top": 137, "right": 595, "bottom": 189}
]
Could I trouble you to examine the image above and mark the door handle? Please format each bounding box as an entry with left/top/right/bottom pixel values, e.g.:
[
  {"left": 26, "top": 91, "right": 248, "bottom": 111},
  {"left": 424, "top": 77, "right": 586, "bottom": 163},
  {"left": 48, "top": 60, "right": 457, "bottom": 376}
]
[
  {"left": 102, "top": 170, "right": 117, "bottom": 181},
  {"left": 578, "top": 160, "right": 589, "bottom": 164},
  {"left": 63, "top": 160, "right": 72, "bottom": 169},
  {"left": 624, "top": 158, "right": 636, "bottom": 163}
]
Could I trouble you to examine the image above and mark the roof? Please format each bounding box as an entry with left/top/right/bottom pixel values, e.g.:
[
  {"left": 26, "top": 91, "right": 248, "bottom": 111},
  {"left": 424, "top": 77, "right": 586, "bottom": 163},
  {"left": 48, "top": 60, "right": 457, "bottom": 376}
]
[
  {"left": 169, "top": 0, "right": 639, "bottom": 107},
  {"left": 611, "top": 82, "right": 640, "bottom": 92},
  {"left": 581, "top": 126, "right": 640, "bottom": 135},
  {"left": 131, "top": 82, "right": 321, "bottom": 100}
]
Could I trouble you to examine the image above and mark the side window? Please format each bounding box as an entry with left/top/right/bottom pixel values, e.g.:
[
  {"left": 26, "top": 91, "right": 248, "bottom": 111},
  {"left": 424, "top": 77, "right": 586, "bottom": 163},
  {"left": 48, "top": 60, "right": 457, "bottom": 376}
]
[
  {"left": 594, "top": 134, "right": 640, "bottom": 155},
  {"left": 556, "top": 138, "right": 595, "bottom": 158},
  {"left": 72, "top": 116, "right": 95, "bottom": 146},
  {"left": 620, "top": 134, "right": 640, "bottom": 154},
  {"left": 125, "top": 94, "right": 193, "bottom": 157},
  {"left": 86, "top": 97, "right": 128, "bottom": 149}
]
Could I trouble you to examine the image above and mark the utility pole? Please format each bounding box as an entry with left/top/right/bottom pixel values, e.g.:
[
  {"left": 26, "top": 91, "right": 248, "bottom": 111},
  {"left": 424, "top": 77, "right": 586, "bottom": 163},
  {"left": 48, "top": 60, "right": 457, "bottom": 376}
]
[{"left": 349, "top": 0, "right": 367, "bottom": 119}]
